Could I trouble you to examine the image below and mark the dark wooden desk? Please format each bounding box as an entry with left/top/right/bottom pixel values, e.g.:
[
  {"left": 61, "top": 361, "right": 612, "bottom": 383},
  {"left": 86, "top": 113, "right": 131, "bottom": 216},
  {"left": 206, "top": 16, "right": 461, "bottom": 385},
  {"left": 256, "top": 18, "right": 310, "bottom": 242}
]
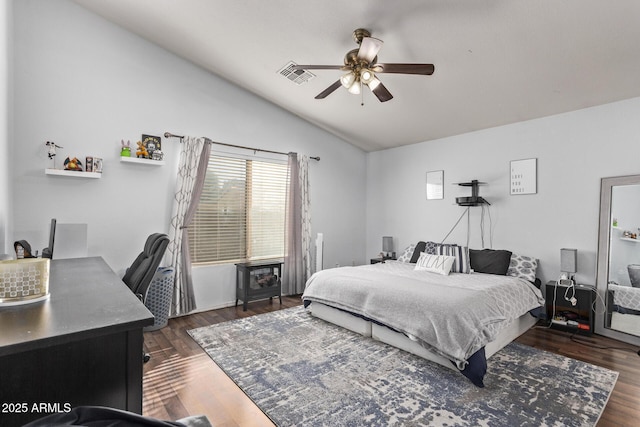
[{"left": 0, "top": 257, "right": 154, "bottom": 426}]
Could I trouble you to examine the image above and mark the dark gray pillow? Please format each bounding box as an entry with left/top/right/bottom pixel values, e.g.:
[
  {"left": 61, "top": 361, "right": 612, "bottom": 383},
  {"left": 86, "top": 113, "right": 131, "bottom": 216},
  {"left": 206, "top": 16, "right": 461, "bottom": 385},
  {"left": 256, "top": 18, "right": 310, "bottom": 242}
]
[
  {"left": 469, "top": 249, "right": 513, "bottom": 275},
  {"left": 409, "top": 241, "right": 440, "bottom": 263},
  {"left": 410, "top": 241, "right": 427, "bottom": 263}
]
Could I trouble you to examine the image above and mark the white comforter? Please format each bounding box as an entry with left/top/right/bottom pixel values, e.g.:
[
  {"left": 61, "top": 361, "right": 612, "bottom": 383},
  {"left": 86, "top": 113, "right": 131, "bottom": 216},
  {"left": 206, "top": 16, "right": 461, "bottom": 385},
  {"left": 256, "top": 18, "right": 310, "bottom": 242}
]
[
  {"left": 302, "top": 261, "right": 545, "bottom": 369},
  {"left": 609, "top": 283, "right": 640, "bottom": 311}
]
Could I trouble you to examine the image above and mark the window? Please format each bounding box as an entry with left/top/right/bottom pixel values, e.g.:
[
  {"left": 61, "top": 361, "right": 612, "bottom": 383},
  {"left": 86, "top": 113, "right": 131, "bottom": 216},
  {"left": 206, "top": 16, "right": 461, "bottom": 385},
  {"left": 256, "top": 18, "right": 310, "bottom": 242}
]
[{"left": 188, "top": 154, "right": 288, "bottom": 264}]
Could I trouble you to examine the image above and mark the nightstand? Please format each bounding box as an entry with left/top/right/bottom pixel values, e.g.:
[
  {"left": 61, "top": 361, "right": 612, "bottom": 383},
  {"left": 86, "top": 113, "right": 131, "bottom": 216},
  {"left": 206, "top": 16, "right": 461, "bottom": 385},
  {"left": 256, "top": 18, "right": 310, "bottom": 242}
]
[
  {"left": 371, "top": 256, "right": 396, "bottom": 264},
  {"left": 545, "top": 281, "right": 595, "bottom": 335}
]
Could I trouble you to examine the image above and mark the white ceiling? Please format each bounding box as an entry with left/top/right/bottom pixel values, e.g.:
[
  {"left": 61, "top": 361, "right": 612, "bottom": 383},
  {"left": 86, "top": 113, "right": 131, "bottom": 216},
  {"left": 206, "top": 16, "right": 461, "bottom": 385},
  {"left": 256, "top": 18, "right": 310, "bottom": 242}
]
[{"left": 73, "top": 0, "right": 640, "bottom": 152}]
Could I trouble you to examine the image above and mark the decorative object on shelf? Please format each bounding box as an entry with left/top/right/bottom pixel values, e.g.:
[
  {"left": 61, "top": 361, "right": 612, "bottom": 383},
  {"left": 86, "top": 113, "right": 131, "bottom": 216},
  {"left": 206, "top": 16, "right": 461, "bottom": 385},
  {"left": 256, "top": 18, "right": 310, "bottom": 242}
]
[
  {"left": 120, "top": 139, "right": 131, "bottom": 157},
  {"left": 510, "top": 158, "right": 537, "bottom": 195},
  {"left": 151, "top": 150, "right": 164, "bottom": 161},
  {"left": 135, "top": 141, "right": 149, "bottom": 158},
  {"left": 426, "top": 170, "right": 444, "bottom": 200},
  {"left": 94, "top": 157, "right": 103, "bottom": 173},
  {"left": 63, "top": 156, "right": 83, "bottom": 171},
  {"left": 141, "top": 134, "right": 161, "bottom": 159},
  {"left": 622, "top": 230, "right": 637, "bottom": 239},
  {"left": 45, "top": 141, "right": 62, "bottom": 159},
  {"left": 45, "top": 141, "right": 63, "bottom": 169}
]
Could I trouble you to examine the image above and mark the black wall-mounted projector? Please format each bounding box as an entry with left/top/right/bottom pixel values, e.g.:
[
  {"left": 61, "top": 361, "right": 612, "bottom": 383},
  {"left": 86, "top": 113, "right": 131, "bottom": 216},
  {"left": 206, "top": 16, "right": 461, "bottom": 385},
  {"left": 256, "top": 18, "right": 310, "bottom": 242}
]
[{"left": 455, "top": 180, "right": 490, "bottom": 206}]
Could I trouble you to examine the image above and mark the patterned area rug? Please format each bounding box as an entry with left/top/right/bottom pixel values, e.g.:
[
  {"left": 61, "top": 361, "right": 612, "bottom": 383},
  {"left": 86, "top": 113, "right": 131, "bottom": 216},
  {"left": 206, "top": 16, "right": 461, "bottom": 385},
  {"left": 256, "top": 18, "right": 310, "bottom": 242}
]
[{"left": 188, "top": 306, "right": 617, "bottom": 427}]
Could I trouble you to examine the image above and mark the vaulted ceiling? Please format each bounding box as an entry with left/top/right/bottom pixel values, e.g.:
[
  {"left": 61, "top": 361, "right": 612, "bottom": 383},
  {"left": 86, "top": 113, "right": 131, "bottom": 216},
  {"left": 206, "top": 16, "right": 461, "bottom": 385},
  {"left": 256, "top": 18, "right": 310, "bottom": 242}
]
[{"left": 73, "top": 0, "right": 640, "bottom": 152}]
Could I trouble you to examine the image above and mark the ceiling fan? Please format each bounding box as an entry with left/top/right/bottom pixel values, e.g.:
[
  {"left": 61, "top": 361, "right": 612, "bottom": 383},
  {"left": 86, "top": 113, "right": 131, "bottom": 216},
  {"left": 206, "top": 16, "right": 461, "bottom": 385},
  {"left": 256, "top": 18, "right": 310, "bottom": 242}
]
[{"left": 293, "top": 28, "right": 435, "bottom": 103}]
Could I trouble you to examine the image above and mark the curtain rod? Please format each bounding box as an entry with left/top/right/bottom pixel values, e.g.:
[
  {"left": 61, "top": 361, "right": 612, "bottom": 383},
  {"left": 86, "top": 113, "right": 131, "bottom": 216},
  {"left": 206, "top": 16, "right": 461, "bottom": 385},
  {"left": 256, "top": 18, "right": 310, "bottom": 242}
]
[{"left": 164, "top": 132, "right": 320, "bottom": 161}]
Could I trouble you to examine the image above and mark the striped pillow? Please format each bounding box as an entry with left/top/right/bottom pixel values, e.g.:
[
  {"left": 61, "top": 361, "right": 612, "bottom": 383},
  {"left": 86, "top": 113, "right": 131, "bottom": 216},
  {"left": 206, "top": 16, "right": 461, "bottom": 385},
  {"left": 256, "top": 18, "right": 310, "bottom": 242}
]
[{"left": 437, "top": 244, "right": 470, "bottom": 274}]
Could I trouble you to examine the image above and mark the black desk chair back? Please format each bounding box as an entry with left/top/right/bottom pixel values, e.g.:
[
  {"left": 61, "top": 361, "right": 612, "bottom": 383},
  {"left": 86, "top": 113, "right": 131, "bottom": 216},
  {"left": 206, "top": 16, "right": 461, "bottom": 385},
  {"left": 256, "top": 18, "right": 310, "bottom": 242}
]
[
  {"left": 123, "top": 233, "right": 169, "bottom": 301},
  {"left": 123, "top": 233, "right": 170, "bottom": 364}
]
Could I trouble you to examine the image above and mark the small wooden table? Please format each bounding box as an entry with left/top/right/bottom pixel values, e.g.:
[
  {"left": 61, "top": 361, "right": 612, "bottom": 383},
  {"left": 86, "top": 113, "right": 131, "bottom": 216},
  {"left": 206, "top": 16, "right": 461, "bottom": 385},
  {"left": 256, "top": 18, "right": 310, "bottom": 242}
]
[{"left": 235, "top": 259, "right": 283, "bottom": 311}]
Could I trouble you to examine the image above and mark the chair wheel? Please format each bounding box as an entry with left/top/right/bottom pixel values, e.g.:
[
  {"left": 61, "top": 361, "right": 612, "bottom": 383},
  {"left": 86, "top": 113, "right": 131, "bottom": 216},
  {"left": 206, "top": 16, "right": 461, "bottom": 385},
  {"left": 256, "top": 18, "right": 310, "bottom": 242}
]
[{"left": 143, "top": 353, "right": 151, "bottom": 363}]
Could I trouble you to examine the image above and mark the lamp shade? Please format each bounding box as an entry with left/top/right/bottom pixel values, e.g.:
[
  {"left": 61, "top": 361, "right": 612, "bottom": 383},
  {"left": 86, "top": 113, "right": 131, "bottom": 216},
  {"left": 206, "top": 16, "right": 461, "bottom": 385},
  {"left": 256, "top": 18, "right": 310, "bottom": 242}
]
[
  {"left": 560, "top": 248, "right": 577, "bottom": 274},
  {"left": 347, "top": 79, "right": 361, "bottom": 94},
  {"left": 340, "top": 72, "right": 356, "bottom": 88},
  {"left": 382, "top": 236, "right": 393, "bottom": 253}
]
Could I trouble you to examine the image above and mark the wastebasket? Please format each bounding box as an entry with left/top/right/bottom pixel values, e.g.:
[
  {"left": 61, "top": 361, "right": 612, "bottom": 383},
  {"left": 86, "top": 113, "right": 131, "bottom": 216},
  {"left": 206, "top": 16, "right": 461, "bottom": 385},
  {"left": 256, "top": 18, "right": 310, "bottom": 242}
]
[{"left": 143, "top": 267, "right": 175, "bottom": 331}]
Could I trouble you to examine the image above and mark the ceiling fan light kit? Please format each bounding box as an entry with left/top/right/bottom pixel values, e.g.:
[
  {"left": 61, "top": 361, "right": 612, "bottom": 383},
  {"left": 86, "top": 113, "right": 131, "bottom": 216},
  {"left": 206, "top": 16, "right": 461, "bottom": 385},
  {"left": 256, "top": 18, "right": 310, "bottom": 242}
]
[{"left": 293, "top": 28, "right": 434, "bottom": 103}]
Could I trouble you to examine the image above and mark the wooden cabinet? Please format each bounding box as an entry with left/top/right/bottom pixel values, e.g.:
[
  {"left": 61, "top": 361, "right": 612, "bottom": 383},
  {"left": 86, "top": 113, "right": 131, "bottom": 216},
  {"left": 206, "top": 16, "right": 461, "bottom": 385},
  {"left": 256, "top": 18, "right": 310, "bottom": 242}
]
[
  {"left": 545, "top": 281, "right": 595, "bottom": 335},
  {"left": 235, "top": 259, "right": 283, "bottom": 311}
]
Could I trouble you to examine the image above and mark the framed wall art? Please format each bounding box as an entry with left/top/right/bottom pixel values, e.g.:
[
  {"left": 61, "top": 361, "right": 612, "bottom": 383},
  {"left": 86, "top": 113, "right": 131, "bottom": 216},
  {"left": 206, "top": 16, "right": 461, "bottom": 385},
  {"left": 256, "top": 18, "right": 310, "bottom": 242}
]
[
  {"left": 426, "top": 170, "right": 444, "bottom": 200},
  {"left": 510, "top": 158, "right": 537, "bottom": 195}
]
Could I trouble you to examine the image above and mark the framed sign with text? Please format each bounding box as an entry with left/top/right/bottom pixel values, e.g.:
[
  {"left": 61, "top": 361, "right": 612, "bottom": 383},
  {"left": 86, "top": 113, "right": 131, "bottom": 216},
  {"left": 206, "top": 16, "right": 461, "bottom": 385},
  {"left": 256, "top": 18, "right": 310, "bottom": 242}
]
[{"left": 510, "top": 158, "right": 537, "bottom": 195}]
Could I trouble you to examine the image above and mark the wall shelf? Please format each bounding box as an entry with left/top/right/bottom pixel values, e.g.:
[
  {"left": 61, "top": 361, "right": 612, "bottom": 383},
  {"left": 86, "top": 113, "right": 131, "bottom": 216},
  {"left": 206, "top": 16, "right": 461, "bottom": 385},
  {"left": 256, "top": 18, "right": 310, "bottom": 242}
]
[
  {"left": 120, "top": 157, "right": 165, "bottom": 166},
  {"left": 620, "top": 237, "right": 640, "bottom": 243},
  {"left": 45, "top": 169, "right": 102, "bottom": 179}
]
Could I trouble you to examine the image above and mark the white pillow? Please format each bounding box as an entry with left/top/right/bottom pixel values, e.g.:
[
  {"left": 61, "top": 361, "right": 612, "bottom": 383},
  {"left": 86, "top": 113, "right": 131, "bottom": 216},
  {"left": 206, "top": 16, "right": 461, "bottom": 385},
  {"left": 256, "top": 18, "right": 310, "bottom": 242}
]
[{"left": 414, "top": 252, "right": 456, "bottom": 276}]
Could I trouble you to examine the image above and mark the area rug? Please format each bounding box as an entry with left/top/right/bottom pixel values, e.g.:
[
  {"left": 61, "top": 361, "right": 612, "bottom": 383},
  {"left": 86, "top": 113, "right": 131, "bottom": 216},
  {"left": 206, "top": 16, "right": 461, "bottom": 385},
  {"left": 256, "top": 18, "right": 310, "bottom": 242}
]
[{"left": 188, "top": 306, "right": 617, "bottom": 427}]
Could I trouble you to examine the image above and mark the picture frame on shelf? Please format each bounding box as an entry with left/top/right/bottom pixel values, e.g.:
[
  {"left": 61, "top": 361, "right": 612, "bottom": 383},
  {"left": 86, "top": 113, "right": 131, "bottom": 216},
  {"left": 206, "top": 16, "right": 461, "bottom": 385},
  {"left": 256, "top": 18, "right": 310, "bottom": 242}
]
[{"left": 141, "top": 134, "right": 161, "bottom": 159}]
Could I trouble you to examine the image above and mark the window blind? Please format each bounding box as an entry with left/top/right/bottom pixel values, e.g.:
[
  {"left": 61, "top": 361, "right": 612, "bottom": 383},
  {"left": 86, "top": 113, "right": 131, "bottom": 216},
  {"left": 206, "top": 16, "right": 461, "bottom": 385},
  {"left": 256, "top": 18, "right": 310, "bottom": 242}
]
[{"left": 189, "top": 154, "right": 288, "bottom": 264}]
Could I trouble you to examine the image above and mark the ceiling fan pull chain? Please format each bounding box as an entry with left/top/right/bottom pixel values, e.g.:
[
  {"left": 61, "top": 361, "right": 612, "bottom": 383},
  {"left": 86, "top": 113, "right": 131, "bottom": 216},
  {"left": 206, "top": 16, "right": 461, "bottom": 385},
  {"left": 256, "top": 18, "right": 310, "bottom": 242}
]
[{"left": 361, "top": 81, "right": 364, "bottom": 106}]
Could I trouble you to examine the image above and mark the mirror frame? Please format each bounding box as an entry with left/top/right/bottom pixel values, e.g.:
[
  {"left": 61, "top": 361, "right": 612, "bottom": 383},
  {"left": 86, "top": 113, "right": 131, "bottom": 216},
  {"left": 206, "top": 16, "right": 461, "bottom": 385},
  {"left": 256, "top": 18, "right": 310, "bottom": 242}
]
[{"left": 595, "top": 174, "right": 640, "bottom": 345}]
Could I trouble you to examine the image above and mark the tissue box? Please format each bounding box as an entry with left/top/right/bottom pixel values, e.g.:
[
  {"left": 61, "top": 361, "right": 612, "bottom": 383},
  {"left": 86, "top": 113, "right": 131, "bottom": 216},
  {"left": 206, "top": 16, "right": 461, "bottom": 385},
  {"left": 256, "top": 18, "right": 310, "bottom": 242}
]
[{"left": 0, "top": 258, "right": 50, "bottom": 305}]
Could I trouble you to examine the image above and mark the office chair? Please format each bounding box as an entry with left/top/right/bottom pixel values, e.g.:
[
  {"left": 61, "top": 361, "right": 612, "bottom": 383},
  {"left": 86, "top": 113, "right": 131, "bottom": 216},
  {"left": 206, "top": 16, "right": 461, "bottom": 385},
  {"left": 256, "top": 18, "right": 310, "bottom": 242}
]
[
  {"left": 123, "top": 233, "right": 170, "bottom": 300},
  {"left": 123, "top": 233, "right": 170, "bottom": 362}
]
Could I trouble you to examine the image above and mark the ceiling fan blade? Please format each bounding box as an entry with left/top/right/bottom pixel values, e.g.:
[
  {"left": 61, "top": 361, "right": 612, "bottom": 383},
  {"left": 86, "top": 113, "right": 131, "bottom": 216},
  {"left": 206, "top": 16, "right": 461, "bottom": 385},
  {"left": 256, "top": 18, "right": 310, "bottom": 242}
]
[
  {"left": 315, "top": 80, "right": 342, "bottom": 99},
  {"left": 292, "top": 65, "right": 344, "bottom": 71},
  {"left": 357, "top": 37, "right": 383, "bottom": 63},
  {"left": 370, "top": 81, "right": 393, "bottom": 102},
  {"left": 373, "top": 63, "right": 435, "bottom": 75}
]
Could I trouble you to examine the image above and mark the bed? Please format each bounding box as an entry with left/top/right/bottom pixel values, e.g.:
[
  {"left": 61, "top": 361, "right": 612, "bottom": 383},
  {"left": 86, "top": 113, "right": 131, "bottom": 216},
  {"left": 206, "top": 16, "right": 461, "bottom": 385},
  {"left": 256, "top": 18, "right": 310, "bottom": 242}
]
[
  {"left": 607, "top": 283, "right": 640, "bottom": 335},
  {"left": 302, "top": 245, "right": 545, "bottom": 387}
]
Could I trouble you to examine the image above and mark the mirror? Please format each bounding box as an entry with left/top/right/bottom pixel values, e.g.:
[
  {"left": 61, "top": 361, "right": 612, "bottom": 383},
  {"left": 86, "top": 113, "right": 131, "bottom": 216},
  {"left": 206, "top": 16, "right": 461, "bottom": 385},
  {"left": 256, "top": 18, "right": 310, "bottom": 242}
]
[{"left": 595, "top": 175, "right": 640, "bottom": 345}]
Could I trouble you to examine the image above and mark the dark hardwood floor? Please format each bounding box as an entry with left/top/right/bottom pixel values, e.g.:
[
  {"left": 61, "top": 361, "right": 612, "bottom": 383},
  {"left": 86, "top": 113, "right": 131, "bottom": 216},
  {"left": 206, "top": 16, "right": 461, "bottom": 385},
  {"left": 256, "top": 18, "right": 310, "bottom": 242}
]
[{"left": 143, "top": 297, "right": 640, "bottom": 426}]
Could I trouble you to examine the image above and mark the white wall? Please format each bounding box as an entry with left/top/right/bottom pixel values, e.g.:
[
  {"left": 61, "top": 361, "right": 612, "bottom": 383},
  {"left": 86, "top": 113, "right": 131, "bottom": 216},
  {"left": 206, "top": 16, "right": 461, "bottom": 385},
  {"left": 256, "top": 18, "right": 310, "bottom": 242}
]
[
  {"left": 0, "top": 1, "right": 12, "bottom": 255},
  {"left": 366, "top": 97, "right": 640, "bottom": 286},
  {"left": 12, "top": 0, "right": 366, "bottom": 311}
]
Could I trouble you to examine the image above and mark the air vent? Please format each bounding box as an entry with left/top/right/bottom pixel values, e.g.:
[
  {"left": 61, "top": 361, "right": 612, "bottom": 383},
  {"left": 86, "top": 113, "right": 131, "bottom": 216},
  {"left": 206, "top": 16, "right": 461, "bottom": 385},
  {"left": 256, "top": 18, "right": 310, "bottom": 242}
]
[{"left": 278, "top": 61, "right": 315, "bottom": 85}]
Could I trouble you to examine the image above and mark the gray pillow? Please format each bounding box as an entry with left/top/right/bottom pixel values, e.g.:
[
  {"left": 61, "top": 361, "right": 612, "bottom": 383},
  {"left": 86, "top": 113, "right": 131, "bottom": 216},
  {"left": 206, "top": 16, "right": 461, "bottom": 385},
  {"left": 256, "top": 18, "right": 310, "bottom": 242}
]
[{"left": 469, "top": 249, "right": 512, "bottom": 275}]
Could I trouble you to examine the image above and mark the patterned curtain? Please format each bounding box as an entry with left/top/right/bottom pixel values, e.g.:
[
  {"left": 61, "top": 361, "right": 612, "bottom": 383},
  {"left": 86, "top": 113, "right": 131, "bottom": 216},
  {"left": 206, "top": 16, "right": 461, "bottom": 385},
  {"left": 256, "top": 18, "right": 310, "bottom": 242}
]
[
  {"left": 166, "top": 136, "right": 211, "bottom": 316},
  {"left": 282, "top": 153, "right": 311, "bottom": 295}
]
